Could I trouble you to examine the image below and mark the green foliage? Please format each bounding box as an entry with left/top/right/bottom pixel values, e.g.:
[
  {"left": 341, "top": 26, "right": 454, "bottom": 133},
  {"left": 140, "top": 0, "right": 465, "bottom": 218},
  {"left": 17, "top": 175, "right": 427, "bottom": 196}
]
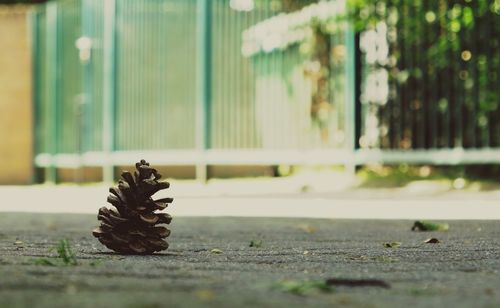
[
  {"left": 273, "top": 280, "right": 332, "bottom": 296},
  {"left": 32, "top": 257, "right": 56, "bottom": 266},
  {"left": 383, "top": 242, "right": 401, "bottom": 248},
  {"left": 33, "top": 239, "right": 78, "bottom": 266},
  {"left": 346, "top": 0, "right": 499, "bottom": 30},
  {"left": 358, "top": 164, "right": 462, "bottom": 188},
  {"left": 210, "top": 248, "right": 223, "bottom": 254},
  {"left": 249, "top": 240, "right": 263, "bottom": 248},
  {"left": 277, "top": 0, "right": 499, "bottom": 149},
  {"left": 412, "top": 221, "right": 450, "bottom": 232},
  {"left": 359, "top": 164, "right": 500, "bottom": 188},
  {"left": 54, "top": 239, "right": 78, "bottom": 266},
  {"left": 348, "top": 0, "right": 499, "bottom": 149}
]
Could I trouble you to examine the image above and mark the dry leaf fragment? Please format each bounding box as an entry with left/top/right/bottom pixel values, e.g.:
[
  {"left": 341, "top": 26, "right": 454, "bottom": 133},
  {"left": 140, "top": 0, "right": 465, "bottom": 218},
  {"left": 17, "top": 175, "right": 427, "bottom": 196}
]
[
  {"left": 194, "top": 289, "right": 215, "bottom": 301},
  {"left": 412, "top": 221, "right": 449, "bottom": 232},
  {"left": 298, "top": 224, "right": 318, "bottom": 234},
  {"left": 383, "top": 242, "right": 401, "bottom": 248},
  {"left": 249, "top": 240, "right": 262, "bottom": 248},
  {"left": 424, "top": 238, "right": 440, "bottom": 244}
]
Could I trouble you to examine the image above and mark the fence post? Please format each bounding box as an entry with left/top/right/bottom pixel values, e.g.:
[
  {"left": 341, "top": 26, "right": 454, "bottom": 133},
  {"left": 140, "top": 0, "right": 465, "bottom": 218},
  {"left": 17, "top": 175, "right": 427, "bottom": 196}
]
[
  {"left": 102, "top": 0, "right": 116, "bottom": 183},
  {"left": 30, "top": 8, "right": 40, "bottom": 184},
  {"left": 45, "top": 1, "right": 58, "bottom": 184},
  {"left": 196, "top": 0, "right": 211, "bottom": 182},
  {"left": 77, "top": 0, "right": 94, "bottom": 183},
  {"left": 344, "top": 20, "right": 357, "bottom": 178}
]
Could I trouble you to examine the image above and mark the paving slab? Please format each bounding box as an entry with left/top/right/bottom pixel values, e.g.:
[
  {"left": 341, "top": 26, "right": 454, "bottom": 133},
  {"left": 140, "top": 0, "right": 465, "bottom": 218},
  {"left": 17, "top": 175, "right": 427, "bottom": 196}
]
[{"left": 0, "top": 213, "right": 499, "bottom": 307}]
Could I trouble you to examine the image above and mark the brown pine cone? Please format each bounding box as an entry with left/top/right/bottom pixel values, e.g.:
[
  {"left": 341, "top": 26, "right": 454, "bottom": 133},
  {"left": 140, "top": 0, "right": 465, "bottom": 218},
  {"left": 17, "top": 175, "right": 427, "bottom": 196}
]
[{"left": 92, "top": 159, "right": 173, "bottom": 254}]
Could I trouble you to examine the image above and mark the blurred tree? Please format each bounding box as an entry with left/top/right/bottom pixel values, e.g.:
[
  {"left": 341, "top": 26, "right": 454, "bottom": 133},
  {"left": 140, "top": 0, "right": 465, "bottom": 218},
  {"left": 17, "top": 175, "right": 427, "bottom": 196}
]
[
  {"left": 270, "top": 0, "right": 334, "bottom": 142},
  {"left": 348, "top": 0, "right": 499, "bottom": 149},
  {"left": 281, "top": 0, "right": 316, "bottom": 12},
  {"left": 250, "top": 0, "right": 499, "bottom": 147}
]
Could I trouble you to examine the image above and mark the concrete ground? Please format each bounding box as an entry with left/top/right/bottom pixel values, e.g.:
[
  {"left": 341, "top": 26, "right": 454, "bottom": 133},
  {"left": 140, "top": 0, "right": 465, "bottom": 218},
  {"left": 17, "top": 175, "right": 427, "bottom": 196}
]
[{"left": 0, "top": 213, "right": 499, "bottom": 308}]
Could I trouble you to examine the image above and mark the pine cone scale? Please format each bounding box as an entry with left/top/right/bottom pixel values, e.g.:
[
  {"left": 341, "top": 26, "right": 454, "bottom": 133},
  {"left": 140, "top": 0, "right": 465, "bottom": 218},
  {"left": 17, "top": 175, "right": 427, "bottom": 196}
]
[
  {"left": 129, "top": 242, "right": 147, "bottom": 254},
  {"left": 92, "top": 227, "right": 104, "bottom": 236},
  {"left": 110, "top": 233, "right": 129, "bottom": 244},
  {"left": 152, "top": 203, "right": 167, "bottom": 211},
  {"left": 139, "top": 214, "right": 159, "bottom": 225},
  {"left": 157, "top": 213, "right": 172, "bottom": 224},
  {"left": 147, "top": 239, "right": 168, "bottom": 250},
  {"left": 99, "top": 222, "right": 114, "bottom": 232},
  {"left": 156, "top": 197, "right": 174, "bottom": 204},
  {"left": 121, "top": 171, "right": 135, "bottom": 186},
  {"left": 108, "top": 213, "right": 128, "bottom": 224},
  {"left": 154, "top": 226, "right": 170, "bottom": 238},
  {"left": 109, "top": 187, "right": 127, "bottom": 203},
  {"left": 97, "top": 214, "right": 112, "bottom": 226}
]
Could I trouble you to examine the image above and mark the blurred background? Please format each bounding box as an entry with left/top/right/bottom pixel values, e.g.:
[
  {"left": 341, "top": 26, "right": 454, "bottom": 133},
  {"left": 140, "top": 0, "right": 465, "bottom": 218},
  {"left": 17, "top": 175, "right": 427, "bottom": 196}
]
[{"left": 1, "top": 0, "right": 499, "bottom": 191}]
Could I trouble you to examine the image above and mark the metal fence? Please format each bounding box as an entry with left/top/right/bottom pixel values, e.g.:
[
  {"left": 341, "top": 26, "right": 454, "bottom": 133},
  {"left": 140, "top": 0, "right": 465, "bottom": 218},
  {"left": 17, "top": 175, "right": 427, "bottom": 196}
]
[
  {"left": 31, "top": 0, "right": 355, "bottom": 182},
  {"left": 31, "top": 0, "right": 500, "bottom": 182}
]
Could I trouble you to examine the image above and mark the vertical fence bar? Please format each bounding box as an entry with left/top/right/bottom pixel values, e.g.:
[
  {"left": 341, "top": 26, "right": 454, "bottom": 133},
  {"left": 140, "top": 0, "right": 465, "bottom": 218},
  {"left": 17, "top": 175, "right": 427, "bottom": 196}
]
[
  {"left": 429, "top": 0, "right": 439, "bottom": 148},
  {"left": 344, "top": 19, "right": 357, "bottom": 176},
  {"left": 102, "top": 0, "right": 116, "bottom": 182},
  {"left": 45, "top": 2, "right": 58, "bottom": 183},
  {"left": 77, "top": 0, "right": 94, "bottom": 183},
  {"left": 30, "top": 8, "right": 40, "bottom": 183},
  {"left": 470, "top": 0, "right": 479, "bottom": 148},
  {"left": 196, "top": 0, "right": 211, "bottom": 181},
  {"left": 81, "top": 0, "right": 93, "bottom": 153}
]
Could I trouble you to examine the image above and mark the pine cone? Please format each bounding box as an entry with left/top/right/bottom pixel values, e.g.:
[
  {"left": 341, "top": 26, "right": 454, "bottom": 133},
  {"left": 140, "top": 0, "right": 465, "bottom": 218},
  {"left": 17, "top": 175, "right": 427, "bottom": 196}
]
[{"left": 92, "top": 159, "right": 173, "bottom": 254}]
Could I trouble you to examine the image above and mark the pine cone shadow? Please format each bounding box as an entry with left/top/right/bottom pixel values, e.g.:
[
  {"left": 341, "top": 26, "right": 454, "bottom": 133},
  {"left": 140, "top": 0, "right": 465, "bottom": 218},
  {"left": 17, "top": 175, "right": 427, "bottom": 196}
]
[{"left": 90, "top": 251, "right": 178, "bottom": 257}]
